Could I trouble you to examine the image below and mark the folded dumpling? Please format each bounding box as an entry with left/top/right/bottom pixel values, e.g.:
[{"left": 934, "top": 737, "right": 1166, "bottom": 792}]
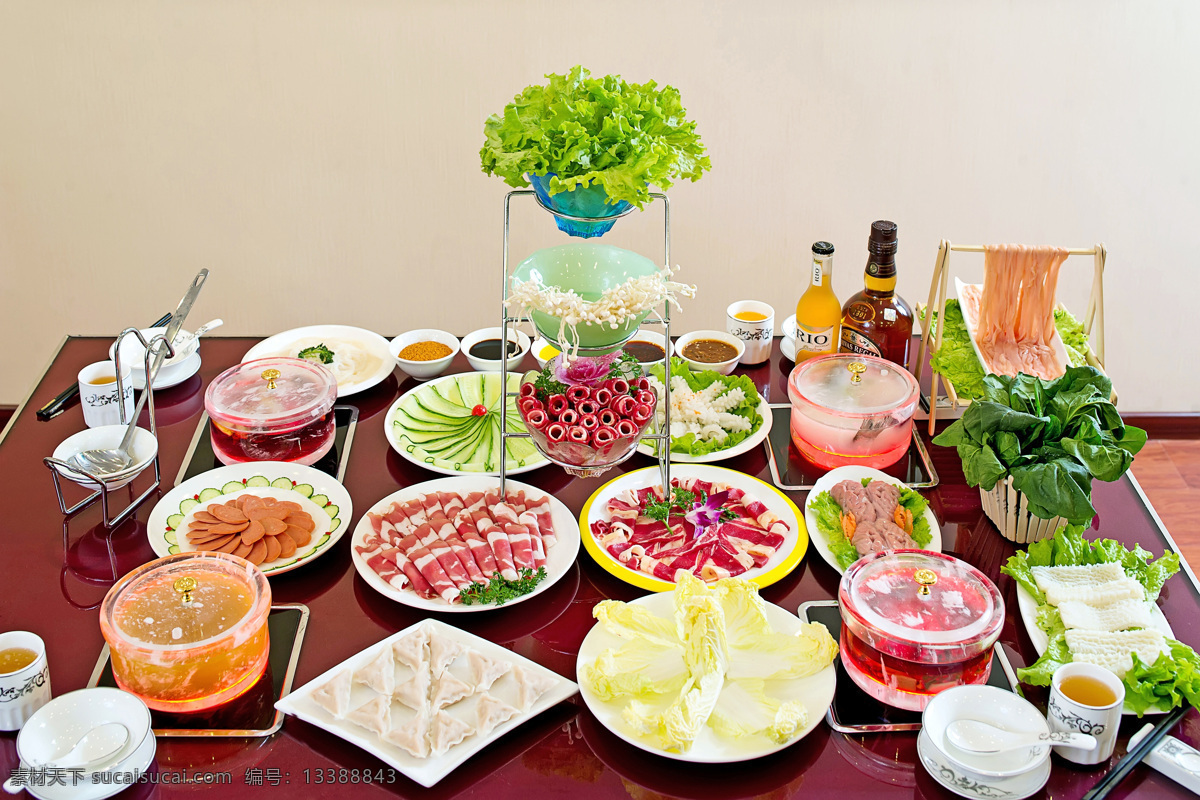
[
  {"left": 310, "top": 669, "right": 352, "bottom": 718},
  {"left": 392, "top": 628, "right": 430, "bottom": 672},
  {"left": 475, "top": 693, "right": 519, "bottom": 737},
  {"left": 467, "top": 650, "right": 509, "bottom": 692},
  {"left": 432, "top": 671, "right": 473, "bottom": 710},
  {"left": 347, "top": 694, "right": 391, "bottom": 735},
  {"left": 382, "top": 711, "right": 430, "bottom": 759},
  {"left": 355, "top": 645, "right": 395, "bottom": 696},
  {"left": 430, "top": 710, "right": 473, "bottom": 756},
  {"left": 429, "top": 634, "right": 466, "bottom": 677},
  {"left": 513, "top": 664, "right": 557, "bottom": 711},
  {"left": 394, "top": 665, "right": 431, "bottom": 712}
]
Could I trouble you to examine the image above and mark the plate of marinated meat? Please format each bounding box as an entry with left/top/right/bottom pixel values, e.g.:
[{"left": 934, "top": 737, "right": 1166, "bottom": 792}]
[
  {"left": 351, "top": 477, "right": 580, "bottom": 611},
  {"left": 580, "top": 465, "right": 807, "bottom": 592},
  {"left": 805, "top": 466, "right": 941, "bottom": 574}
]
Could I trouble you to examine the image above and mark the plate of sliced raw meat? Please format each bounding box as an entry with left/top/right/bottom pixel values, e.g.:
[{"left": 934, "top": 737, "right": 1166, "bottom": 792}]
[
  {"left": 351, "top": 477, "right": 580, "bottom": 611},
  {"left": 805, "top": 466, "right": 942, "bottom": 575},
  {"left": 580, "top": 465, "right": 807, "bottom": 592}
]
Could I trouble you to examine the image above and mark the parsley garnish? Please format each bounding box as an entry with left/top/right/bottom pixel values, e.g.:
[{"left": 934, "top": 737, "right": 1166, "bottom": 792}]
[
  {"left": 298, "top": 343, "right": 335, "bottom": 364},
  {"left": 532, "top": 371, "right": 568, "bottom": 400},
  {"left": 644, "top": 487, "right": 698, "bottom": 523},
  {"left": 458, "top": 567, "right": 547, "bottom": 606}
]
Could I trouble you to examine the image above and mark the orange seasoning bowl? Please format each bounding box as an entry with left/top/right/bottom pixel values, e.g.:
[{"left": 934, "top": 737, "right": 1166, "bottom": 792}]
[{"left": 99, "top": 552, "right": 271, "bottom": 713}]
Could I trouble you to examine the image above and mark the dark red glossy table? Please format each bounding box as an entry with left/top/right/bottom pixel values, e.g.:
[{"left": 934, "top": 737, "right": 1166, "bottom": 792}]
[{"left": 3, "top": 336, "right": 1198, "bottom": 800}]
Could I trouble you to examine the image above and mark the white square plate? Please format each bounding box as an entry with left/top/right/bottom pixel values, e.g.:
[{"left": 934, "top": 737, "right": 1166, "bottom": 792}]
[{"left": 275, "top": 618, "right": 578, "bottom": 787}]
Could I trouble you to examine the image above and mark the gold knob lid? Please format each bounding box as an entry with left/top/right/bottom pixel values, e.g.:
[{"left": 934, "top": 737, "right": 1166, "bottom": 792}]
[
  {"left": 914, "top": 568, "right": 937, "bottom": 597},
  {"left": 174, "top": 576, "right": 198, "bottom": 604},
  {"left": 261, "top": 368, "right": 281, "bottom": 390},
  {"left": 848, "top": 362, "right": 867, "bottom": 383}
]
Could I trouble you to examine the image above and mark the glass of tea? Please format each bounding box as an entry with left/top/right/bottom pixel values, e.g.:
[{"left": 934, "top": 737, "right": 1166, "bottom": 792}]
[
  {"left": 0, "top": 631, "right": 51, "bottom": 731},
  {"left": 726, "top": 301, "right": 775, "bottom": 365},
  {"left": 77, "top": 360, "right": 135, "bottom": 429},
  {"left": 1048, "top": 662, "right": 1124, "bottom": 764}
]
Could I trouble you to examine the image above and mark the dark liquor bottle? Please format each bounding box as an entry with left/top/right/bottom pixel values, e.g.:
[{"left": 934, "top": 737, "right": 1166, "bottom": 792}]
[{"left": 839, "top": 220, "right": 914, "bottom": 368}]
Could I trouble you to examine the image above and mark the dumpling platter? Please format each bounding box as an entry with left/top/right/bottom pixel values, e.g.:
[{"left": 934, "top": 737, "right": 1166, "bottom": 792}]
[{"left": 276, "top": 618, "right": 578, "bottom": 787}]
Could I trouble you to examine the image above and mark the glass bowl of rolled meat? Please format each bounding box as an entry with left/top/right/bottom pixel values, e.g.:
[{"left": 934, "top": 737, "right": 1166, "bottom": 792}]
[{"left": 517, "top": 376, "right": 656, "bottom": 478}]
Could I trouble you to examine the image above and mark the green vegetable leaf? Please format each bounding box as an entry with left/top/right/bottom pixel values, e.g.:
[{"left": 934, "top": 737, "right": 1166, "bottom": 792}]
[
  {"left": 1016, "top": 631, "right": 1073, "bottom": 687},
  {"left": 1011, "top": 461, "right": 1096, "bottom": 525},
  {"left": 809, "top": 491, "right": 861, "bottom": 571},
  {"left": 959, "top": 440, "right": 1008, "bottom": 491},
  {"left": 1116, "top": 424, "right": 1148, "bottom": 456},
  {"left": 1061, "top": 437, "right": 1133, "bottom": 483},
  {"left": 1123, "top": 640, "right": 1200, "bottom": 715},
  {"left": 898, "top": 486, "right": 934, "bottom": 548},
  {"left": 458, "top": 567, "right": 547, "bottom": 606},
  {"left": 297, "top": 343, "right": 335, "bottom": 364}
]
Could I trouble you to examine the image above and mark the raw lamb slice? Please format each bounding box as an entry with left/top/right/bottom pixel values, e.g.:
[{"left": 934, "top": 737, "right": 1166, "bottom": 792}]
[
  {"left": 502, "top": 523, "right": 536, "bottom": 571},
  {"left": 466, "top": 650, "right": 509, "bottom": 692},
  {"left": 430, "top": 710, "right": 474, "bottom": 756},
  {"left": 452, "top": 510, "right": 499, "bottom": 580},
  {"left": 1058, "top": 599, "right": 1156, "bottom": 632},
  {"left": 394, "top": 667, "right": 431, "bottom": 712},
  {"left": 354, "top": 645, "right": 395, "bottom": 696},
  {"left": 346, "top": 694, "right": 391, "bottom": 735},
  {"left": 429, "top": 635, "right": 466, "bottom": 677},
  {"left": 403, "top": 541, "right": 462, "bottom": 604},
  {"left": 475, "top": 693, "right": 519, "bottom": 736},
  {"left": 382, "top": 711, "right": 430, "bottom": 759},
  {"left": 431, "top": 671, "right": 474, "bottom": 710},
  {"left": 392, "top": 628, "right": 429, "bottom": 672},
  {"left": 520, "top": 493, "right": 557, "bottom": 547},
  {"left": 512, "top": 664, "right": 557, "bottom": 711},
  {"left": 519, "top": 510, "right": 547, "bottom": 568},
  {"left": 472, "top": 510, "right": 518, "bottom": 581},
  {"left": 310, "top": 669, "right": 352, "bottom": 718},
  {"left": 395, "top": 550, "right": 437, "bottom": 599}
]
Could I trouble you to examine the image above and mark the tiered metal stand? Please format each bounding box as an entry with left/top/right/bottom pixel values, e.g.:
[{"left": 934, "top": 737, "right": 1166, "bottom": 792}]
[
  {"left": 43, "top": 328, "right": 170, "bottom": 527},
  {"left": 498, "top": 190, "right": 673, "bottom": 493}
]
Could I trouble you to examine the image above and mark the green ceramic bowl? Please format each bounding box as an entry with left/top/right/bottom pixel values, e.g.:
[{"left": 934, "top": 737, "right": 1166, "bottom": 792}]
[{"left": 512, "top": 244, "right": 661, "bottom": 354}]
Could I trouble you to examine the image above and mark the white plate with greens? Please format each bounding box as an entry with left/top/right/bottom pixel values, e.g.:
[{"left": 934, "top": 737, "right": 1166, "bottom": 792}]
[
  {"left": 243, "top": 324, "right": 394, "bottom": 397},
  {"left": 350, "top": 477, "right": 580, "bottom": 612},
  {"left": 804, "top": 466, "right": 941, "bottom": 574},
  {"left": 385, "top": 372, "right": 546, "bottom": 476},
  {"left": 637, "top": 396, "right": 773, "bottom": 464},
  {"left": 146, "top": 461, "right": 351, "bottom": 576}
]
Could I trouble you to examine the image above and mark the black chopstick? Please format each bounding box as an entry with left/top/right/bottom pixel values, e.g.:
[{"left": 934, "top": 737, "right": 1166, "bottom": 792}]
[
  {"left": 1081, "top": 703, "right": 1189, "bottom": 800},
  {"left": 35, "top": 312, "right": 173, "bottom": 421}
]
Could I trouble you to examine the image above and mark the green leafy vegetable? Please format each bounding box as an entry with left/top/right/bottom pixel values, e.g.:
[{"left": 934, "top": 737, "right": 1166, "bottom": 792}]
[
  {"left": 1123, "top": 641, "right": 1200, "bottom": 715},
  {"left": 297, "top": 343, "right": 335, "bottom": 364},
  {"left": 919, "top": 301, "right": 1093, "bottom": 401},
  {"left": 644, "top": 487, "right": 698, "bottom": 523},
  {"left": 647, "top": 358, "right": 763, "bottom": 457},
  {"left": 458, "top": 567, "right": 546, "bottom": 606},
  {"left": 933, "top": 367, "right": 1145, "bottom": 524},
  {"left": 480, "top": 66, "right": 711, "bottom": 209}
]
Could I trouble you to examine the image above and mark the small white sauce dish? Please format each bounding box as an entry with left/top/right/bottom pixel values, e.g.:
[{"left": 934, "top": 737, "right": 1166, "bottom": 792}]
[
  {"left": 3, "top": 687, "right": 156, "bottom": 800},
  {"left": 461, "top": 327, "right": 530, "bottom": 372},
  {"left": 671, "top": 330, "right": 745, "bottom": 376},
  {"left": 531, "top": 338, "right": 561, "bottom": 370},
  {"left": 389, "top": 329, "right": 460, "bottom": 381},
  {"left": 624, "top": 331, "right": 669, "bottom": 366},
  {"left": 50, "top": 426, "right": 158, "bottom": 490},
  {"left": 922, "top": 685, "right": 1051, "bottom": 781}
]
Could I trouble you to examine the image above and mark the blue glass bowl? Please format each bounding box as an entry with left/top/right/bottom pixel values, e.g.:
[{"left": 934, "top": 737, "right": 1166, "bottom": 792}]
[{"left": 527, "top": 172, "right": 632, "bottom": 238}]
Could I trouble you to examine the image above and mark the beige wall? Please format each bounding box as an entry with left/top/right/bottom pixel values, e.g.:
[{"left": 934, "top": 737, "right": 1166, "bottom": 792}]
[{"left": 1, "top": 1, "right": 1197, "bottom": 409}]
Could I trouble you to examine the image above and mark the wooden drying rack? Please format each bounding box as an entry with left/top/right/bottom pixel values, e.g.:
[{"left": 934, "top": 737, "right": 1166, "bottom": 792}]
[{"left": 913, "top": 241, "right": 1109, "bottom": 434}]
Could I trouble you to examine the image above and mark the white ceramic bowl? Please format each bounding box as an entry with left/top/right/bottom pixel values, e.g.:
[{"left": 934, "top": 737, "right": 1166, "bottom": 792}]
[
  {"left": 50, "top": 426, "right": 158, "bottom": 490},
  {"left": 671, "top": 330, "right": 745, "bottom": 376},
  {"left": 7, "top": 687, "right": 156, "bottom": 800},
  {"left": 461, "top": 327, "right": 531, "bottom": 372},
  {"left": 109, "top": 326, "right": 198, "bottom": 374},
  {"left": 531, "top": 338, "right": 561, "bottom": 370},
  {"left": 390, "top": 329, "right": 460, "bottom": 381},
  {"left": 922, "top": 685, "right": 1051, "bottom": 780},
  {"left": 624, "top": 330, "right": 670, "bottom": 367}
]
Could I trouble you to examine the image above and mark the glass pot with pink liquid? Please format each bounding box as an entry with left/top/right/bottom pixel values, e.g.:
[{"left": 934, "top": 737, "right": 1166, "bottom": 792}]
[
  {"left": 838, "top": 550, "right": 1004, "bottom": 711},
  {"left": 786, "top": 353, "right": 919, "bottom": 470},
  {"left": 205, "top": 357, "right": 337, "bottom": 466}
]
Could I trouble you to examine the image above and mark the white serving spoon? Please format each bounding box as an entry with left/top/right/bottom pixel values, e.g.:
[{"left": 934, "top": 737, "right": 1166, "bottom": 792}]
[{"left": 946, "top": 718, "right": 1097, "bottom": 754}]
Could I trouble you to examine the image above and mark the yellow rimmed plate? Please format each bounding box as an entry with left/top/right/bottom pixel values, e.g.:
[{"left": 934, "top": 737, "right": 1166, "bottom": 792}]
[{"left": 579, "top": 464, "right": 807, "bottom": 592}]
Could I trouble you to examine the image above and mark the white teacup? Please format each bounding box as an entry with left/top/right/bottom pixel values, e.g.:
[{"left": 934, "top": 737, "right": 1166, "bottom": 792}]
[
  {"left": 78, "top": 361, "right": 134, "bottom": 429},
  {"left": 0, "top": 632, "right": 51, "bottom": 731},
  {"left": 1047, "top": 662, "right": 1124, "bottom": 765},
  {"left": 726, "top": 301, "right": 775, "bottom": 366}
]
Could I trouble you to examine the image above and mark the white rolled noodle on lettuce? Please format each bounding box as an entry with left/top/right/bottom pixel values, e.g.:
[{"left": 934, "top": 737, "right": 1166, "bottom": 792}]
[{"left": 647, "top": 374, "right": 752, "bottom": 443}]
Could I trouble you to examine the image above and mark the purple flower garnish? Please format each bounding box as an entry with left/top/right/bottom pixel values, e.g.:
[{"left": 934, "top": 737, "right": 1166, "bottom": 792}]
[
  {"left": 549, "top": 352, "right": 621, "bottom": 388},
  {"left": 685, "top": 490, "right": 731, "bottom": 538}
]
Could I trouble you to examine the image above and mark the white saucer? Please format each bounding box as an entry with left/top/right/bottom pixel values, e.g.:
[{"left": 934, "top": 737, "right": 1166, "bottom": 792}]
[
  {"left": 918, "top": 729, "right": 1050, "bottom": 800},
  {"left": 131, "top": 351, "right": 201, "bottom": 390},
  {"left": 780, "top": 315, "right": 798, "bottom": 362}
]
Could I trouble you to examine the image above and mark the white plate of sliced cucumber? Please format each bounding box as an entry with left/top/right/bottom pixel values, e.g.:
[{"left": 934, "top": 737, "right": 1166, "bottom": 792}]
[
  {"left": 145, "top": 461, "right": 352, "bottom": 576},
  {"left": 385, "top": 372, "right": 547, "bottom": 476}
]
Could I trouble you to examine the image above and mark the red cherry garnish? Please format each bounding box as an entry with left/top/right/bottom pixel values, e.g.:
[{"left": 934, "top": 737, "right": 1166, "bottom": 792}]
[{"left": 471, "top": 404, "right": 488, "bottom": 416}]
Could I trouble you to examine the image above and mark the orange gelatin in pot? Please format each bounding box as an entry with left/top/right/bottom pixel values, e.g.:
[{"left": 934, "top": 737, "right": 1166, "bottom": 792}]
[{"left": 100, "top": 552, "right": 271, "bottom": 713}]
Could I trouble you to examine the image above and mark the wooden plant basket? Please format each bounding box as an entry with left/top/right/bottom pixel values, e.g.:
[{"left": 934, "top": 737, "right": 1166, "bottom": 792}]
[{"left": 980, "top": 476, "right": 1067, "bottom": 545}]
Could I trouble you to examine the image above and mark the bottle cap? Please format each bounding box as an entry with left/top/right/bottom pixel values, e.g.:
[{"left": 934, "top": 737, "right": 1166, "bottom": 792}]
[
  {"left": 812, "top": 241, "right": 835, "bottom": 256},
  {"left": 868, "top": 221, "right": 899, "bottom": 255}
]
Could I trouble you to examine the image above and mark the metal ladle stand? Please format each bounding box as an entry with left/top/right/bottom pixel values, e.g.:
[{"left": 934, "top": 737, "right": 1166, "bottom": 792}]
[
  {"left": 43, "top": 328, "right": 171, "bottom": 527},
  {"left": 498, "top": 190, "right": 673, "bottom": 495}
]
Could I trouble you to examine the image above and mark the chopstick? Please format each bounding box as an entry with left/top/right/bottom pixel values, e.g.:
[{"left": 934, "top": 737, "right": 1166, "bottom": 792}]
[
  {"left": 1081, "top": 704, "right": 1189, "bottom": 800},
  {"left": 35, "top": 312, "right": 173, "bottom": 421}
]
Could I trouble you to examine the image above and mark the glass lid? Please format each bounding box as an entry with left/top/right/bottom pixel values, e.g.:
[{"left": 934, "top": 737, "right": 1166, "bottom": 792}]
[
  {"left": 839, "top": 550, "right": 1004, "bottom": 658},
  {"left": 206, "top": 356, "right": 336, "bottom": 432},
  {"left": 788, "top": 354, "right": 919, "bottom": 416}
]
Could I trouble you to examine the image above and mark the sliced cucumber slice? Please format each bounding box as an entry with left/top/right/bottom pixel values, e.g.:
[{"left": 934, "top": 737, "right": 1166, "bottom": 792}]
[
  {"left": 246, "top": 476, "right": 271, "bottom": 488},
  {"left": 167, "top": 514, "right": 183, "bottom": 530},
  {"left": 198, "top": 487, "right": 222, "bottom": 501},
  {"left": 309, "top": 494, "right": 329, "bottom": 508},
  {"left": 323, "top": 504, "right": 339, "bottom": 519},
  {"left": 270, "top": 477, "right": 293, "bottom": 489},
  {"left": 293, "top": 484, "right": 314, "bottom": 497},
  {"left": 221, "top": 481, "right": 244, "bottom": 494},
  {"left": 179, "top": 498, "right": 198, "bottom": 514}
]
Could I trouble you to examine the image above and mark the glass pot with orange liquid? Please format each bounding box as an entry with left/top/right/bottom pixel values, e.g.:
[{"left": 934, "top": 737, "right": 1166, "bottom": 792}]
[
  {"left": 99, "top": 552, "right": 271, "bottom": 713},
  {"left": 838, "top": 551, "right": 1004, "bottom": 711}
]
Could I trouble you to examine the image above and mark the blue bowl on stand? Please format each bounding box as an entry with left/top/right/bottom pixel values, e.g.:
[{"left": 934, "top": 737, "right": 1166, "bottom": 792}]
[{"left": 528, "top": 172, "right": 633, "bottom": 238}]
